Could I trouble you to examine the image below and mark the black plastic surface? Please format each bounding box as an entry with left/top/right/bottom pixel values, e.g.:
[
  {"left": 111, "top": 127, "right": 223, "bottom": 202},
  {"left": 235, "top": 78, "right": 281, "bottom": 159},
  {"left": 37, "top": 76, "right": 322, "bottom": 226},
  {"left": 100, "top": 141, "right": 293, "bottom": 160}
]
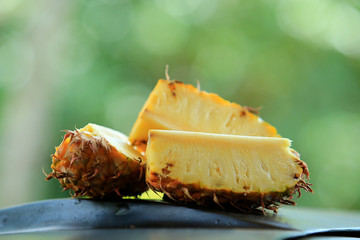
[{"left": 0, "top": 198, "right": 292, "bottom": 234}]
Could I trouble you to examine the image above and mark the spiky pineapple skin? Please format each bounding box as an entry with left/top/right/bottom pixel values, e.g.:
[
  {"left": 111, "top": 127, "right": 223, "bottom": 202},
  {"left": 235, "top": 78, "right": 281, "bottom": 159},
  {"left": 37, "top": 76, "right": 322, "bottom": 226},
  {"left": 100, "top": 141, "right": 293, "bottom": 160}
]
[
  {"left": 46, "top": 129, "right": 148, "bottom": 198},
  {"left": 147, "top": 164, "right": 312, "bottom": 214}
]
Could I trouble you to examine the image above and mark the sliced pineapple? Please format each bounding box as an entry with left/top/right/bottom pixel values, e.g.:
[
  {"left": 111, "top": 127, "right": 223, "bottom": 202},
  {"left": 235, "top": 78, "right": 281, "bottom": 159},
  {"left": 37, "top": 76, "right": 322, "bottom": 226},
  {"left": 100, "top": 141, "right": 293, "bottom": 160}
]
[
  {"left": 146, "top": 130, "right": 312, "bottom": 213},
  {"left": 46, "top": 123, "right": 148, "bottom": 198},
  {"left": 129, "top": 79, "right": 279, "bottom": 151}
]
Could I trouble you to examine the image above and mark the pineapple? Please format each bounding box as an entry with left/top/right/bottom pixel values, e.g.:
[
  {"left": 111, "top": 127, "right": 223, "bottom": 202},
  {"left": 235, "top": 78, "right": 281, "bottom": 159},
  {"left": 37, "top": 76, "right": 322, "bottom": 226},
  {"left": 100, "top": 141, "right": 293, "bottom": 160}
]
[
  {"left": 129, "top": 79, "right": 279, "bottom": 151},
  {"left": 45, "top": 123, "right": 148, "bottom": 198},
  {"left": 146, "top": 130, "right": 312, "bottom": 213}
]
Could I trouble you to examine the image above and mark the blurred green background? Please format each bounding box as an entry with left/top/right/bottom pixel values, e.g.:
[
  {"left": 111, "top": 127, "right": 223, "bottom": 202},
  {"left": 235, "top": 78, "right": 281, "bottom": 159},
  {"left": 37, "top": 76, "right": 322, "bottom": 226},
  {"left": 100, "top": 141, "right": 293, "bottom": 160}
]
[{"left": 0, "top": 0, "right": 359, "bottom": 211}]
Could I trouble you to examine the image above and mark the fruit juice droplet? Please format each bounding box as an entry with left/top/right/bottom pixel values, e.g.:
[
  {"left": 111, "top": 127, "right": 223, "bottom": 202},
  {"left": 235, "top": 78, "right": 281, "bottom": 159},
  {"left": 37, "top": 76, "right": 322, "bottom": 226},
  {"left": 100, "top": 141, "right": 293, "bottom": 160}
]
[
  {"left": 115, "top": 203, "right": 129, "bottom": 216},
  {"left": 0, "top": 215, "right": 7, "bottom": 227}
]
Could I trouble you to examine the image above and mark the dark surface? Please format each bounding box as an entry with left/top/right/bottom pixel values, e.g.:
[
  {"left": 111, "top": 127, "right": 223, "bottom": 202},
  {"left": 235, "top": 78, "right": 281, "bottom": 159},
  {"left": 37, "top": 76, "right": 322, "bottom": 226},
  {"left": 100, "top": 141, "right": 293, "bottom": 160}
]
[
  {"left": 0, "top": 198, "right": 359, "bottom": 239},
  {"left": 0, "top": 198, "right": 292, "bottom": 233}
]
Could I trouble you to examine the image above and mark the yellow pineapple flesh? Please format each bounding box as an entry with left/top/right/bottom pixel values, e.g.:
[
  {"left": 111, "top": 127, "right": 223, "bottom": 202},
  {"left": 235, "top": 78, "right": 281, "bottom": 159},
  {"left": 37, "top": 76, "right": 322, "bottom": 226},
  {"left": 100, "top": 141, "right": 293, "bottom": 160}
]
[
  {"left": 129, "top": 79, "right": 279, "bottom": 151},
  {"left": 146, "top": 130, "right": 312, "bottom": 213},
  {"left": 46, "top": 123, "right": 148, "bottom": 198}
]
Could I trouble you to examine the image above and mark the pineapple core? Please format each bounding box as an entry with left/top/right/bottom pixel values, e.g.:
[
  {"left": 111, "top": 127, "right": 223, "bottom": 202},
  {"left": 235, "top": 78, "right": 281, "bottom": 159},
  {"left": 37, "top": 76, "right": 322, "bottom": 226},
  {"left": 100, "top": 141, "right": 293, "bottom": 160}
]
[
  {"left": 46, "top": 123, "right": 148, "bottom": 198},
  {"left": 130, "top": 80, "right": 279, "bottom": 150},
  {"left": 146, "top": 130, "right": 311, "bottom": 213}
]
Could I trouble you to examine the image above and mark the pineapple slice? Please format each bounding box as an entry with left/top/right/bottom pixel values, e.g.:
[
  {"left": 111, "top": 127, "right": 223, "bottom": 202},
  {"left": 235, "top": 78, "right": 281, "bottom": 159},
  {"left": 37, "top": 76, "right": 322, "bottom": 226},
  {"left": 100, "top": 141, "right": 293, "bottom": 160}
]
[
  {"left": 46, "top": 123, "right": 148, "bottom": 198},
  {"left": 129, "top": 79, "right": 279, "bottom": 151},
  {"left": 146, "top": 130, "right": 312, "bottom": 213}
]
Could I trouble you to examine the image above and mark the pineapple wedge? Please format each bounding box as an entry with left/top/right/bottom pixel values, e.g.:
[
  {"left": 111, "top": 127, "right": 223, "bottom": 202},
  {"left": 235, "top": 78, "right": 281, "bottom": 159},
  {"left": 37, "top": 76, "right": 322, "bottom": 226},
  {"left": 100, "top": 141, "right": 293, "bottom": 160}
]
[
  {"left": 129, "top": 79, "right": 279, "bottom": 151},
  {"left": 146, "top": 130, "right": 312, "bottom": 213},
  {"left": 46, "top": 123, "right": 148, "bottom": 198}
]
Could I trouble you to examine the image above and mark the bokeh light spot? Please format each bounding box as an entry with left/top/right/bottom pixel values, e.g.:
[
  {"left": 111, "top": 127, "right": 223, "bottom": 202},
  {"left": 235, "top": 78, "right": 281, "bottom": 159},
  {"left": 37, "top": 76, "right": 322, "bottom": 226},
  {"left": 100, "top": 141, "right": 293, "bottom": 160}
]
[
  {"left": 0, "top": 35, "right": 34, "bottom": 91},
  {"left": 82, "top": 1, "right": 132, "bottom": 42},
  {"left": 0, "top": 0, "right": 22, "bottom": 15},
  {"left": 277, "top": 0, "right": 329, "bottom": 43},
  {"left": 154, "top": 0, "right": 203, "bottom": 16},
  {"left": 105, "top": 83, "right": 151, "bottom": 135},
  {"left": 45, "top": 21, "right": 99, "bottom": 78},
  {"left": 327, "top": 3, "right": 360, "bottom": 58},
  {"left": 194, "top": 43, "right": 247, "bottom": 97},
  {"left": 299, "top": 113, "right": 360, "bottom": 209},
  {"left": 134, "top": 5, "right": 189, "bottom": 55},
  {"left": 277, "top": 0, "right": 360, "bottom": 59}
]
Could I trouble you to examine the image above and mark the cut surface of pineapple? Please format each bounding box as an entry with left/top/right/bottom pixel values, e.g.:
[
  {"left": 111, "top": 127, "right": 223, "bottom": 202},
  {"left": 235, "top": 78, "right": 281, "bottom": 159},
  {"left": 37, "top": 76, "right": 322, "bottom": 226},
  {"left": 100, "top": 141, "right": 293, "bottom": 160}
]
[
  {"left": 46, "top": 123, "right": 148, "bottom": 198},
  {"left": 146, "top": 130, "right": 312, "bottom": 213},
  {"left": 82, "top": 123, "right": 142, "bottom": 160},
  {"left": 129, "top": 79, "right": 279, "bottom": 150}
]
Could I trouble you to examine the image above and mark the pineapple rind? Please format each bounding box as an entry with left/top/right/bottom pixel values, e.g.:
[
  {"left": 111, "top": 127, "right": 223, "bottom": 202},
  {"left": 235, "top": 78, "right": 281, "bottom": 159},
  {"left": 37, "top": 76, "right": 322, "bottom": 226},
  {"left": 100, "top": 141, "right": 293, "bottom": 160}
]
[
  {"left": 147, "top": 172, "right": 311, "bottom": 213},
  {"left": 46, "top": 124, "right": 148, "bottom": 198}
]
